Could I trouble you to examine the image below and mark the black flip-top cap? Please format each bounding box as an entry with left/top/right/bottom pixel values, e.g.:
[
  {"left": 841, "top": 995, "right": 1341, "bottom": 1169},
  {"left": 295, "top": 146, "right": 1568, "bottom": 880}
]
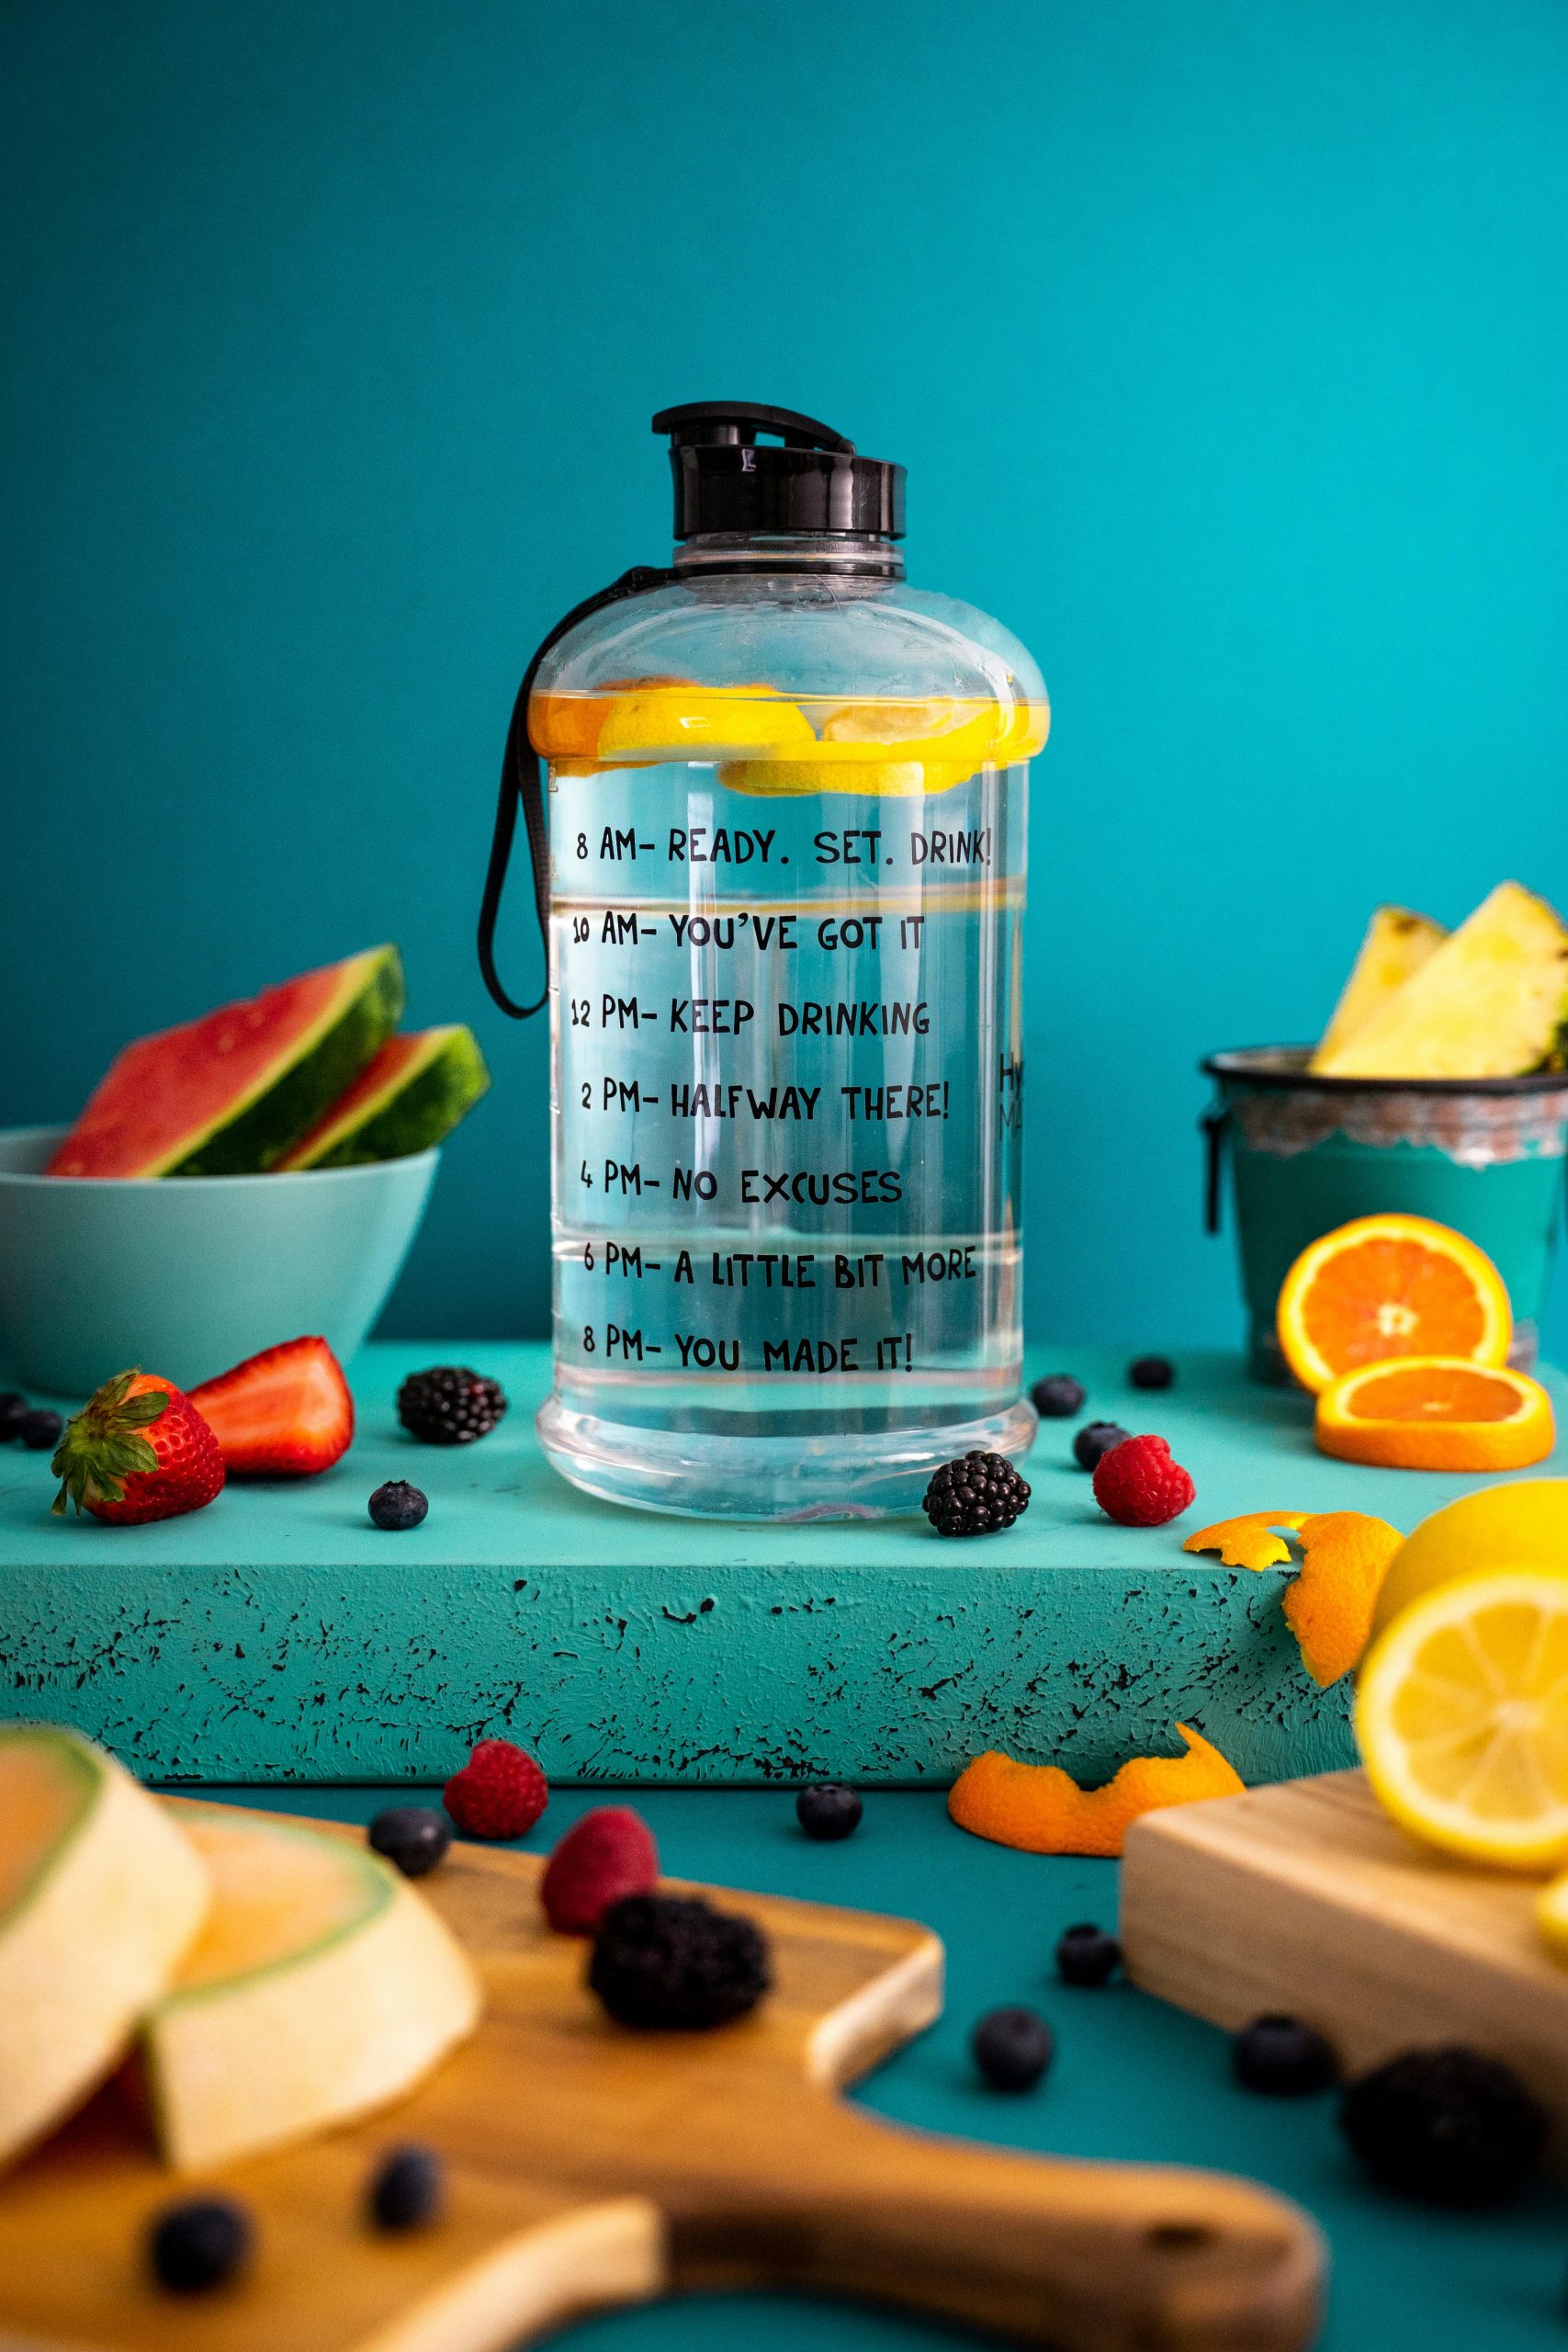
[{"left": 651, "top": 401, "right": 905, "bottom": 540}]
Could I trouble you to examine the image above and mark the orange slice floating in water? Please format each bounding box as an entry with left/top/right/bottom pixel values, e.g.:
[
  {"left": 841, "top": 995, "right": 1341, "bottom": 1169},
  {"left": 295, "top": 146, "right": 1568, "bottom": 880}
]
[
  {"left": 1315, "top": 1356, "right": 1555, "bottom": 1473},
  {"left": 1275, "top": 1213, "right": 1512, "bottom": 1395},
  {"left": 947, "top": 1724, "right": 1243, "bottom": 1859},
  {"left": 1183, "top": 1510, "right": 1404, "bottom": 1684}
]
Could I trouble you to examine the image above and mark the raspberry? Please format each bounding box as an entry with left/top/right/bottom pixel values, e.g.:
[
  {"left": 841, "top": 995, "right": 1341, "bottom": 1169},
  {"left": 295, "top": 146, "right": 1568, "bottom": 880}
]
[
  {"left": 541, "top": 1806, "right": 660, "bottom": 1934},
  {"left": 443, "top": 1738, "right": 548, "bottom": 1840},
  {"left": 1092, "top": 1434, "right": 1195, "bottom": 1526}
]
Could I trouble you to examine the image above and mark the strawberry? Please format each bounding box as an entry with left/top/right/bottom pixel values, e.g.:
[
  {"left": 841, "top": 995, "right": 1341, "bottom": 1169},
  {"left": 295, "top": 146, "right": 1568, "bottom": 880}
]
[
  {"left": 187, "top": 1336, "right": 354, "bottom": 1476},
  {"left": 51, "top": 1371, "right": 224, "bottom": 1525}
]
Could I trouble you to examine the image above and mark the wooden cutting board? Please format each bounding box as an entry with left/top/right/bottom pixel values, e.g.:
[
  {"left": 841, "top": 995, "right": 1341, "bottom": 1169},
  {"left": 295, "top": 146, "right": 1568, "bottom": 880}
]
[
  {"left": 1122, "top": 1770, "right": 1568, "bottom": 2165},
  {"left": 0, "top": 1802, "right": 1322, "bottom": 2352}
]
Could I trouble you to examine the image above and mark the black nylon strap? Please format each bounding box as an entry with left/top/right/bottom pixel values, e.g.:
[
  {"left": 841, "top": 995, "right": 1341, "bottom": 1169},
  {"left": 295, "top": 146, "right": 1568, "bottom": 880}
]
[{"left": 477, "top": 566, "right": 678, "bottom": 1019}]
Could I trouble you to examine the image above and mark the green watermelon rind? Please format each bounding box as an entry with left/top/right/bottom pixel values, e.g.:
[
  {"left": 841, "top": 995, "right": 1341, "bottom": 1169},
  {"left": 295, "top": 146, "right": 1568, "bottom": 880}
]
[
  {"left": 169, "top": 947, "right": 405, "bottom": 1176},
  {"left": 290, "top": 1026, "right": 491, "bottom": 1170}
]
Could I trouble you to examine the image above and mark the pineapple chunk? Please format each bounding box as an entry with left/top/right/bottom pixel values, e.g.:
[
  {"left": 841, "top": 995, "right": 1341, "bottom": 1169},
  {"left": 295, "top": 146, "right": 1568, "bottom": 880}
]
[
  {"left": 1312, "top": 907, "right": 1448, "bottom": 1068},
  {"left": 1314, "top": 883, "right": 1568, "bottom": 1079}
]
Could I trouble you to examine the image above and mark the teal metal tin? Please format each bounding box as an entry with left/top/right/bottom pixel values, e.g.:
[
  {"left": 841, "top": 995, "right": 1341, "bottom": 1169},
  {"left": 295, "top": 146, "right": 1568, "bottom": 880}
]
[{"left": 1202, "top": 1048, "right": 1568, "bottom": 1384}]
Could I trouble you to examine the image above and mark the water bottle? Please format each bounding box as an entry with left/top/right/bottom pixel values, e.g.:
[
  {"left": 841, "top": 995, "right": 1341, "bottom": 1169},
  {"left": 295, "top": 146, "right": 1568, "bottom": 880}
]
[{"left": 479, "top": 402, "right": 1047, "bottom": 1518}]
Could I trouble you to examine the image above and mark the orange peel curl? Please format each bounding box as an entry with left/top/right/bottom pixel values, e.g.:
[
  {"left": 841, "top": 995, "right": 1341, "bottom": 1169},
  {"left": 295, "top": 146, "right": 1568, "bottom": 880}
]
[
  {"left": 1183, "top": 1508, "right": 1404, "bottom": 1686},
  {"left": 947, "top": 1723, "right": 1244, "bottom": 1859}
]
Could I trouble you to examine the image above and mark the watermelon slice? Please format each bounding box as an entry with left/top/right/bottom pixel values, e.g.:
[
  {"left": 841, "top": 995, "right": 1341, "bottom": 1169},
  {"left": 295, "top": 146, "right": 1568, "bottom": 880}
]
[
  {"left": 276, "top": 1025, "right": 491, "bottom": 1170},
  {"left": 47, "top": 947, "right": 404, "bottom": 1179}
]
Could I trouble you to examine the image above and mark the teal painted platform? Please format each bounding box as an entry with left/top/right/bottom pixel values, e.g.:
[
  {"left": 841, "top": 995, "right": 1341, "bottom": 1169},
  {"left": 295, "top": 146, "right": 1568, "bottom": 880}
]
[
  {"left": 220, "top": 1779, "right": 1568, "bottom": 2352},
  {"left": 2, "top": 1346, "right": 1562, "bottom": 1786}
]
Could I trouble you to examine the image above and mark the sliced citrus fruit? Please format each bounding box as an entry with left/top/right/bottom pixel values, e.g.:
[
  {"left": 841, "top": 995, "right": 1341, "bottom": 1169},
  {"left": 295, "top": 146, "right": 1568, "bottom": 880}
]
[
  {"left": 1275, "top": 1213, "right": 1512, "bottom": 1394},
  {"left": 1356, "top": 1567, "right": 1568, "bottom": 1867},
  {"left": 595, "top": 684, "right": 814, "bottom": 764},
  {"left": 1371, "top": 1479, "right": 1568, "bottom": 1642},
  {"left": 1316, "top": 1356, "right": 1554, "bottom": 1472}
]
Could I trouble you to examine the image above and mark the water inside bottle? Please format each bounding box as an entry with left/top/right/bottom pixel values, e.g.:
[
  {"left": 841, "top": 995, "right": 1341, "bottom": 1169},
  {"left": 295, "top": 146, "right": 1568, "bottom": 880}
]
[{"left": 539, "top": 690, "right": 1032, "bottom": 1507}]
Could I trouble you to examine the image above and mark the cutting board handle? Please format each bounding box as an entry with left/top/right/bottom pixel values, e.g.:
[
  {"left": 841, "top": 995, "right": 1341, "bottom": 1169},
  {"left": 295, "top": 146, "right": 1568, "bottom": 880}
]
[{"left": 673, "top": 2095, "right": 1324, "bottom": 2352}]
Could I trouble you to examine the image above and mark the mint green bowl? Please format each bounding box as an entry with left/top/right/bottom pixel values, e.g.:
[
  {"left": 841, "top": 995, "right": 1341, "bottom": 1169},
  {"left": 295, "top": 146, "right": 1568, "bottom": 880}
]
[{"left": 0, "top": 1126, "right": 439, "bottom": 1396}]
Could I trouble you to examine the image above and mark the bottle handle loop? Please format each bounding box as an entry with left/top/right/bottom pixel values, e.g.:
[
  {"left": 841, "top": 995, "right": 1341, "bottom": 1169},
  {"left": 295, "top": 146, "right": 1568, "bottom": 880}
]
[{"left": 477, "top": 566, "right": 677, "bottom": 1020}]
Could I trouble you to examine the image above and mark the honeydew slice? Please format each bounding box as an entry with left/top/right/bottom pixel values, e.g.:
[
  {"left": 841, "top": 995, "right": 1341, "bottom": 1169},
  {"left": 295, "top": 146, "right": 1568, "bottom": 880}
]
[
  {"left": 0, "top": 1725, "right": 209, "bottom": 2165},
  {"left": 145, "top": 1804, "right": 481, "bottom": 2169}
]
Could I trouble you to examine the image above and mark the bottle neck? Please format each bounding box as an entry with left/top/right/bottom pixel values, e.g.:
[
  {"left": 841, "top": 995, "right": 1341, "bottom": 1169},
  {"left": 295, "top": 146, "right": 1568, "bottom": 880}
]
[{"left": 673, "top": 532, "right": 904, "bottom": 580}]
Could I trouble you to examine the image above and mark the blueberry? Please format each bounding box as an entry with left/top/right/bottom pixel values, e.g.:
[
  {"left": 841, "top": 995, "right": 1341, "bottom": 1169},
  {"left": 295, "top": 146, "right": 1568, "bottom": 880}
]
[
  {"left": 1129, "top": 1356, "right": 1174, "bottom": 1390},
  {"left": 19, "top": 1408, "right": 62, "bottom": 1453},
  {"left": 972, "top": 2006, "right": 1054, "bottom": 2091},
  {"left": 368, "top": 1804, "right": 452, "bottom": 1878},
  {"left": 1030, "top": 1374, "right": 1086, "bottom": 1419},
  {"left": 369, "top": 1480, "right": 428, "bottom": 1531},
  {"left": 148, "top": 2197, "right": 254, "bottom": 2293},
  {"left": 1232, "top": 2014, "right": 1338, "bottom": 2098},
  {"left": 368, "top": 2143, "right": 445, "bottom": 2232},
  {"left": 795, "top": 1783, "right": 863, "bottom": 1841},
  {"left": 0, "top": 1392, "right": 27, "bottom": 1442},
  {"left": 1073, "top": 1420, "right": 1130, "bottom": 1472},
  {"left": 1055, "top": 1922, "right": 1121, "bottom": 1987}
]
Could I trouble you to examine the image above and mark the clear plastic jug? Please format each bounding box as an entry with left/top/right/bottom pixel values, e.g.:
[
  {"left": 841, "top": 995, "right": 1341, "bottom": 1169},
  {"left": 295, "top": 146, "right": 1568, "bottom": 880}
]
[{"left": 480, "top": 403, "right": 1047, "bottom": 1518}]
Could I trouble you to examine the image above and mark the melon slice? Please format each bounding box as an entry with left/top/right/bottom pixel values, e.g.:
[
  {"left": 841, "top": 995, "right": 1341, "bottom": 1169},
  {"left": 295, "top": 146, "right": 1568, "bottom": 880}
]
[
  {"left": 276, "top": 1025, "right": 491, "bottom": 1170},
  {"left": 145, "top": 1804, "right": 480, "bottom": 2169},
  {"left": 0, "top": 1726, "right": 209, "bottom": 2166},
  {"left": 47, "top": 946, "right": 405, "bottom": 1178},
  {"left": 1311, "top": 906, "right": 1448, "bottom": 1069},
  {"left": 1314, "top": 883, "right": 1568, "bottom": 1080}
]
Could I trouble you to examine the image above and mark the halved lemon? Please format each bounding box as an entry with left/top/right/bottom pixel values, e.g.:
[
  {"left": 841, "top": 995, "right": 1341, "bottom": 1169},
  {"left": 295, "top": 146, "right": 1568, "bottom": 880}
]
[
  {"left": 1316, "top": 1356, "right": 1554, "bottom": 1472},
  {"left": 1356, "top": 1567, "right": 1568, "bottom": 1867},
  {"left": 1276, "top": 1213, "right": 1512, "bottom": 1394}
]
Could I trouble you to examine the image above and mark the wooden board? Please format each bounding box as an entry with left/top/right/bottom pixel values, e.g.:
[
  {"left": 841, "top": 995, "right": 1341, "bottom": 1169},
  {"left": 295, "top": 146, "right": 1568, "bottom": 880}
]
[
  {"left": 0, "top": 1803, "right": 1322, "bottom": 2352},
  {"left": 1122, "top": 1770, "right": 1568, "bottom": 2165}
]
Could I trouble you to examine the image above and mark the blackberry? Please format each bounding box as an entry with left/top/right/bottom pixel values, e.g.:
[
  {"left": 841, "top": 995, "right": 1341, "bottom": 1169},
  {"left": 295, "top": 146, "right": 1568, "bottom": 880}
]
[
  {"left": 19, "top": 1408, "right": 62, "bottom": 1452},
  {"left": 1339, "top": 2045, "right": 1546, "bottom": 2208},
  {"left": 922, "top": 1452, "right": 1031, "bottom": 1538},
  {"left": 369, "top": 1479, "right": 429, "bottom": 1532},
  {"left": 148, "top": 2197, "right": 254, "bottom": 2293},
  {"left": 972, "top": 2007, "right": 1054, "bottom": 2091},
  {"left": 1232, "top": 2014, "right": 1337, "bottom": 2098},
  {"left": 0, "top": 1392, "right": 27, "bottom": 1442},
  {"left": 589, "top": 1892, "right": 770, "bottom": 2030},
  {"left": 368, "top": 1804, "right": 451, "bottom": 1878},
  {"left": 1129, "top": 1355, "right": 1174, "bottom": 1391},
  {"left": 1073, "top": 1419, "right": 1130, "bottom": 1472},
  {"left": 367, "top": 2143, "right": 445, "bottom": 2232},
  {"left": 1055, "top": 1922, "right": 1121, "bottom": 1987},
  {"left": 1030, "top": 1374, "right": 1086, "bottom": 1419},
  {"left": 795, "top": 1783, "right": 863, "bottom": 1841},
  {"left": 397, "top": 1365, "right": 508, "bottom": 1446}
]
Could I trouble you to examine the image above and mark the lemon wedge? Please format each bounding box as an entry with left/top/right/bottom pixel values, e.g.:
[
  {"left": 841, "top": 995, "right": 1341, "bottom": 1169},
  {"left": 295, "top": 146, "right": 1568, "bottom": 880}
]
[
  {"left": 1356, "top": 1567, "right": 1568, "bottom": 1869},
  {"left": 595, "top": 686, "right": 814, "bottom": 763}
]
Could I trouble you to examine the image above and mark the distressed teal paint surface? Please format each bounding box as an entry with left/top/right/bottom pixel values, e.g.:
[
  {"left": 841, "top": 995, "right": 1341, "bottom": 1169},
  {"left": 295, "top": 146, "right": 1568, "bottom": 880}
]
[
  {"left": 216, "top": 1781, "right": 1568, "bottom": 2352},
  {"left": 5, "top": 1347, "right": 1562, "bottom": 1785}
]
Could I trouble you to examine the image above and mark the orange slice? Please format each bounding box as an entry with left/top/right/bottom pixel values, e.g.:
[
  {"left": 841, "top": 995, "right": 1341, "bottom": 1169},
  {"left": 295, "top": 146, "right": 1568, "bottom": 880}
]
[
  {"left": 1315, "top": 1357, "right": 1555, "bottom": 1472},
  {"left": 1275, "top": 1213, "right": 1512, "bottom": 1395}
]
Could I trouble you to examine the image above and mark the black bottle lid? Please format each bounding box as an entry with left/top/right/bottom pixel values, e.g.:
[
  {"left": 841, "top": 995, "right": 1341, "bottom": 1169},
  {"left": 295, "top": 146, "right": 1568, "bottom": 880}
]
[{"left": 651, "top": 401, "right": 905, "bottom": 540}]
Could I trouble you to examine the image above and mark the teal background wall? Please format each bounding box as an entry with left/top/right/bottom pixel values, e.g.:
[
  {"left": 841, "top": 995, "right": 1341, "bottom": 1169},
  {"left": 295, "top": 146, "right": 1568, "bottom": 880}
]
[{"left": 4, "top": 0, "right": 1567, "bottom": 1355}]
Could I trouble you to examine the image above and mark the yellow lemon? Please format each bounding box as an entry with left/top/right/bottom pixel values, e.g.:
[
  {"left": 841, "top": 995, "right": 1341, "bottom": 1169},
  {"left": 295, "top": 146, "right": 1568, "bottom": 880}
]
[
  {"left": 1370, "top": 1479, "right": 1568, "bottom": 1642},
  {"left": 1356, "top": 1566, "right": 1568, "bottom": 1869},
  {"left": 596, "top": 685, "right": 814, "bottom": 763}
]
